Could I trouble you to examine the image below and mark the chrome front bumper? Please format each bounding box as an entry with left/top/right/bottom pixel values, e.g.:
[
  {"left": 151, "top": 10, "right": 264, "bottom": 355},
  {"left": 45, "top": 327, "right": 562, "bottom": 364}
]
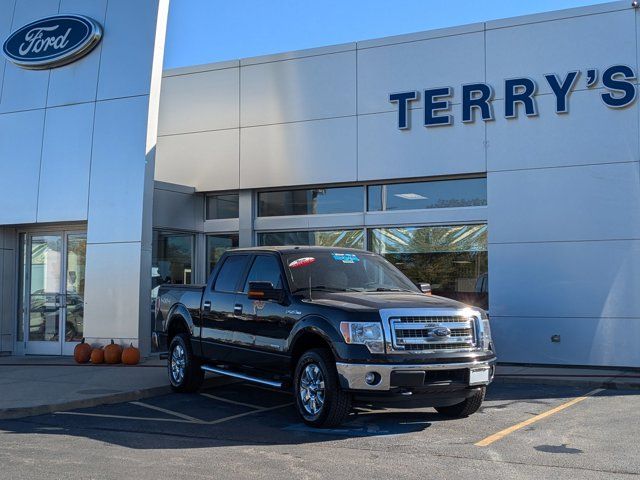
[{"left": 336, "top": 359, "right": 496, "bottom": 391}]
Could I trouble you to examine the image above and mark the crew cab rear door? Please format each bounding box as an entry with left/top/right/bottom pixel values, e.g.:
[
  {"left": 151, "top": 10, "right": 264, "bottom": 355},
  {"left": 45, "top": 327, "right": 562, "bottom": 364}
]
[
  {"left": 200, "top": 253, "right": 250, "bottom": 360},
  {"left": 234, "top": 253, "right": 293, "bottom": 371}
]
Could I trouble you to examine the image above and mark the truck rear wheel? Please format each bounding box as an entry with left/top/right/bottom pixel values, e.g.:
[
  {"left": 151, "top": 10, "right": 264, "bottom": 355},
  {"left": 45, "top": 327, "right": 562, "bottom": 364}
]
[
  {"left": 294, "top": 348, "right": 351, "bottom": 428},
  {"left": 435, "top": 387, "right": 485, "bottom": 418},
  {"left": 168, "top": 333, "right": 204, "bottom": 393}
]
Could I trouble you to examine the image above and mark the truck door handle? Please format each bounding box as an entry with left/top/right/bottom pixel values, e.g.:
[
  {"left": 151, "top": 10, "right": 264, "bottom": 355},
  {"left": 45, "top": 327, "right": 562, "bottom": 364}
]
[
  {"left": 203, "top": 301, "right": 211, "bottom": 312},
  {"left": 234, "top": 304, "right": 243, "bottom": 314}
]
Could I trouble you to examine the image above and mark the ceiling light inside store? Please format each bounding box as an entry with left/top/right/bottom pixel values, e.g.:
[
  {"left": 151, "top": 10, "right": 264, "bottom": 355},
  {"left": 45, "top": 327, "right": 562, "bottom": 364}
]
[{"left": 394, "top": 193, "right": 427, "bottom": 200}]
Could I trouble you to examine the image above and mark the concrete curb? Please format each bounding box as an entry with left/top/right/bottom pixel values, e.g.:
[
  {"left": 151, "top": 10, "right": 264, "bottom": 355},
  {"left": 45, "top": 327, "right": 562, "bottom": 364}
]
[
  {"left": 494, "top": 375, "right": 640, "bottom": 390},
  {"left": 0, "top": 376, "right": 234, "bottom": 421}
]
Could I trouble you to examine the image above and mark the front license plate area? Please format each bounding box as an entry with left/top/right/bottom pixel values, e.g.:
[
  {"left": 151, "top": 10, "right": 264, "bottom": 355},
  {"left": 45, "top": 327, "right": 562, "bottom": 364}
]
[{"left": 469, "top": 367, "right": 490, "bottom": 385}]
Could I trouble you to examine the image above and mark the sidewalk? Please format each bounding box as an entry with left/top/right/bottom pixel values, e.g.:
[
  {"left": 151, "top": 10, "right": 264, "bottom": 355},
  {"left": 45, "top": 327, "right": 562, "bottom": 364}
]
[
  {"left": 0, "top": 355, "right": 226, "bottom": 420},
  {"left": 494, "top": 364, "right": 640, "bottom": 390}
]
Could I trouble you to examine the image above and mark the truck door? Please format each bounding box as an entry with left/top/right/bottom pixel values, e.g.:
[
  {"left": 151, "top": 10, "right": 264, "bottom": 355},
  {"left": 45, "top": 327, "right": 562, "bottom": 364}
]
[
  {"left": 200, "top": 253, "right": 250, "bottom": 361},
  {"left": 235, "top": 253, "right": 293, "bottom": 372}
]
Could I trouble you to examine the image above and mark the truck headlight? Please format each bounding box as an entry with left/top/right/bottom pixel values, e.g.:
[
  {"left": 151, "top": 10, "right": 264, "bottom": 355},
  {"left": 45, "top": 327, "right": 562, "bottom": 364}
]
[
  {"left": 478, "top": 311, "right": 493, "bottom": 351},
  {"left": 339, "top": 322, "right": 384, "bottom": 354}
]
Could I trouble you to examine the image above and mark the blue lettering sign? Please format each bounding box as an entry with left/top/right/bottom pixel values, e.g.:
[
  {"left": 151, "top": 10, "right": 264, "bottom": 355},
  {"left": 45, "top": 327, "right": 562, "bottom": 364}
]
[
  {"left": 462, "top": 83, "right": 494, "bottom": 123},
  {"left": 389, "top": 91, "right": 418, "bottom": 129},
  {"left": 601, "top": 65, "right": 636, "bottom": 108},
  {"left": 424, "top": 87, "right": 453, "bottom": 127}
]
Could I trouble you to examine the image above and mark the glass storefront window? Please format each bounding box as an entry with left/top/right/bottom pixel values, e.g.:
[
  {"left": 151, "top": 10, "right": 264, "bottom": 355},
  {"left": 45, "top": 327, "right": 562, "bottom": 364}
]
[
  {"left": 369, "top": 225, "right": 488, "bottom": 309},
  {"left": 152, "top": 231, "right": 194, "bottom": 291},
  {"left": 368, "top": 178, "right": 487, "bottom": 212},
  {"left": 206, "top": 193, "right": 239, "bottom": 220},
  {"left": 258, "top": 186, "right": 364, "bottom": 217},
  {"left": 206, "top": 233, "right": 239, "bottom": 275},
  {"left": 258, "top": 229, "right": 365, "bottom": 249}
]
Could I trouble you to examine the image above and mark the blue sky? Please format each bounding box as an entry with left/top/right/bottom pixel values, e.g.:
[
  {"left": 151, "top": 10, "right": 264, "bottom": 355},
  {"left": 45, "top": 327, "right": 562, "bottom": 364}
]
[{"left": 164, "top": 0, "right": 612, "bottom": 68}]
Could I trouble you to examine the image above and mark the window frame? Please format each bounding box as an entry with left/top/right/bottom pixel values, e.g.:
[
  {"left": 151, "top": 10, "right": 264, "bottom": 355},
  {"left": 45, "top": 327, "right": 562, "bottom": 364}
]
[
  {"left": 211, "top": 253, "right": 251, "bottom": 293},
  {"left": 205, "top": 192, "right": 240, "bottom": 220},
  {"left": 240, "top": 253, "right": 288, "bottom": 295}
]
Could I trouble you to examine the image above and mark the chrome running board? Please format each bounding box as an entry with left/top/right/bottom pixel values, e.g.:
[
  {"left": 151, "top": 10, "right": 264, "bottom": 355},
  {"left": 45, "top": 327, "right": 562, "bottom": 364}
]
[{"left": 201, "top": 364, "right": 282, "bottom": 388}]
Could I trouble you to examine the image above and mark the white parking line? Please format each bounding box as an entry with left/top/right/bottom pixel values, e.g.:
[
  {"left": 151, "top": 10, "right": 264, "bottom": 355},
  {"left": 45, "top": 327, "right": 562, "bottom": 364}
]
[
  {"left": 206, "top": 402, "right": 294, "bottom": 425},
  {"left": 54, "top": 402, "right": 293, "bottom": 426},
  {"left": 130, "top": 401, "right": 203, "bottom": 422},
  {"left": 200, "top": 393, "right": 263, "bottom": 410},
  {"left": 54, "top": 411, "right": 204, "bottom": 424}
]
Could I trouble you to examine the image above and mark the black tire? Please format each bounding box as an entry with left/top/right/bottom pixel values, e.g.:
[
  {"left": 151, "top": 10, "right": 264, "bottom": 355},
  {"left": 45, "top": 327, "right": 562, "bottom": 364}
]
[
  {"left": 168, "top": 333, "right": 204, "bottom": 393},
  {"left": 293, "top": 348, "right": 351, "bottom": 428},
  {"left": 435, "top": 387, "right": 485, "bottom": 418}
]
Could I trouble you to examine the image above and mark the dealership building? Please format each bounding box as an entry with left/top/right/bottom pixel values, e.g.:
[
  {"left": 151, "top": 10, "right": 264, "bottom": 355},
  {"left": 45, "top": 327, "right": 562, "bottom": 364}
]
[{"left": 0, "top": 0, "right": 638, "bottom": 368}]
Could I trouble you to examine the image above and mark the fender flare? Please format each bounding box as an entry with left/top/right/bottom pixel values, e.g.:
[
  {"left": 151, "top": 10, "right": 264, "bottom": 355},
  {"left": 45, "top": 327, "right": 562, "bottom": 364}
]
[
  {"left": 287, "top": 315, "right": 343, "bottom": 357},
  {"left": 166, "top": 303, "right": 195, "bottom": 337}
]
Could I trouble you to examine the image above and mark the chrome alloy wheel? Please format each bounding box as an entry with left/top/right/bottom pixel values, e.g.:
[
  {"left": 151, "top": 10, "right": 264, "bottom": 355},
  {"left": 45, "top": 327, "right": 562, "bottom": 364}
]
[
  {"left": 170, "top": 344, "right": 186, "bottom": 384},
  {"left": 299, "top": 363, "right": 325, "bottom": 415}
]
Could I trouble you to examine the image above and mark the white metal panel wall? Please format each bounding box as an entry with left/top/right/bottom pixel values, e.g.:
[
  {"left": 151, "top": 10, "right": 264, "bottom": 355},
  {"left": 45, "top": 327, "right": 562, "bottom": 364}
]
[
  {"left": 0, "top": 0, "right": 16, "bottom": 106},
  {"left": 240, "top": 117, "right": 358, "bottom": 188},
  {"left": 0, "top": 227, "right": 17, "bottom": 353},
  {"left": 485, "top": 4, "right": 640, "bottom": 367},
  {"left": 240, "top": 49, "right": 356, "bottom": 127},
  {"left": 47, "top": 0, "right": 107, "bottom": 107},
  {"left": 356, "top": 28, "right": 484, "bottom": 115},
  {"left": 158, "top": 64, "right": 239, "bottom": 135},
  {"left": 38, "top": 103, "right": 95, "bottom": 222},
  {"left": 0, "top": 0, "right": 169, "bottom": 355},
  {"left": 0, "top": 0, "right": 58, "bottom": 114},
  {"left": 156, "top": 129, "right": 240, "bottom": 190}
]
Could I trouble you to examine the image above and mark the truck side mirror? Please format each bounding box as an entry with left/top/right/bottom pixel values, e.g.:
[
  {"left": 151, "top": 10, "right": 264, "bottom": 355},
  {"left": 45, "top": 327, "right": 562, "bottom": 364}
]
[
  {"left": 248, "top": 281, "right": 285, "bottom": 303},
  {"left": 418, "top": 283, "right": 432, "bottom": 295}
]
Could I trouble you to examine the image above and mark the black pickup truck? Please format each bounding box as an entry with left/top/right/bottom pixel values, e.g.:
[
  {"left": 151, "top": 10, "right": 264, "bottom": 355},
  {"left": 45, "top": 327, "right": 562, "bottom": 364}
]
[{"left": 155, "top": 246, "right": 496, "bottom": 427}]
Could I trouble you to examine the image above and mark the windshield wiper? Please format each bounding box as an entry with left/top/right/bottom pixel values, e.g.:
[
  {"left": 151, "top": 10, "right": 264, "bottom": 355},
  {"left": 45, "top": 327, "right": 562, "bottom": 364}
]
[
  {"left": 370, "top": 287, "right": 413, "bottom": 292},
  {"left": 291, "top": 286, "right": 348, "bottom": 294}
]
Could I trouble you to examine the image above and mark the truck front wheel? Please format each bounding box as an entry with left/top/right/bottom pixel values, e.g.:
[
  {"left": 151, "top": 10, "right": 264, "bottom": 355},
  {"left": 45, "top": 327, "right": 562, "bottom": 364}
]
[
  {"left": 294, "top": 348, "right": 351, "bottom": 428},
  {"left": 168, "top": 333, "right": 204, "bottom": 393},
  {"left": 435, "top": 387, "right": 485, "bottom": 418}
]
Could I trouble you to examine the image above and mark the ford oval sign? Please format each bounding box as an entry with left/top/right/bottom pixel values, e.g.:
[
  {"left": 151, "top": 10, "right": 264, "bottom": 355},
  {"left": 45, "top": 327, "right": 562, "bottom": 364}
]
[{"left": 2, "top": 15, "right": 102, "bottom": 70}]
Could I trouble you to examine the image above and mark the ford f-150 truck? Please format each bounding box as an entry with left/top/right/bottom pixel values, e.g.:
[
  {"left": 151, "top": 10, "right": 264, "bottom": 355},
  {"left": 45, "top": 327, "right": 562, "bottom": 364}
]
[{"left": 156, "top": 246, "right": 496, "bottom": 427}]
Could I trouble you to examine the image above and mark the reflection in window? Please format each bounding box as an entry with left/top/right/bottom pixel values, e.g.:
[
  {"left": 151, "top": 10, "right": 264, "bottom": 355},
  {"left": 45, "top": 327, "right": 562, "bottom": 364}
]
[
  {"left": 206, "top": 234, "right": 239, "bottom": 275},
  {"left": 369, "top": 225, "right": 488, "bottom": 309},
  {"left": 368, "top": 178, "right": 487, "bottom": 212},
  {"left": 258, "top": 186, "right": 364, "bottom": 217},
  {"left": 206, "top": 193, "right": 239, "bottom": 220},
  {"left": 258, "top": 229, "right": 365, "bottom": 249},
  {"left": 152, "top": 231, "right": 194, "bottom": 291}
]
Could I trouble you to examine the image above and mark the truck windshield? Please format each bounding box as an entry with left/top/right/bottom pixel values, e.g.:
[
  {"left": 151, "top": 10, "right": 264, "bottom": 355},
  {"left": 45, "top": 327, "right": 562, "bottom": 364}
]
[{"left": 283, "top": 251, "right": 419, "bottom": 294}]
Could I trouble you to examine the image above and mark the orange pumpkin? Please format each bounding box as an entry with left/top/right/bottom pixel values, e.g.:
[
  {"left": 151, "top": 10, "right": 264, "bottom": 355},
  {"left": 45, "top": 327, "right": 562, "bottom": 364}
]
[
  {"left": 122, "top": 343, "right": 140, "bottom": 365},
  {"left": 90, "top": 348, "right": 104, "bottom": 364},
  {"left": 74, "top": 338, "right": 91, "bottom": 364},
  {"left": 104, "top": 339, "right": 123, "bottom": 364}
]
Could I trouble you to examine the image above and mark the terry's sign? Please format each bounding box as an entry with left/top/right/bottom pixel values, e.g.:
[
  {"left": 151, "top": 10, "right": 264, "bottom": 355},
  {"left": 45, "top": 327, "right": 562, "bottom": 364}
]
[
  {"left": 2, "top": 15, "right": 102, "bottom": 70},
  {"left": 390, "top": 65, "right": 636, "bottom": 130}
]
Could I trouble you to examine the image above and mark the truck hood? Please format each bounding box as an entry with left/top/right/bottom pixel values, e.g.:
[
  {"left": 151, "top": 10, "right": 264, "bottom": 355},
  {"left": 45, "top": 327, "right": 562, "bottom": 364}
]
[{"left": 305, "top": 291, "right": 473, "bottom": 312}]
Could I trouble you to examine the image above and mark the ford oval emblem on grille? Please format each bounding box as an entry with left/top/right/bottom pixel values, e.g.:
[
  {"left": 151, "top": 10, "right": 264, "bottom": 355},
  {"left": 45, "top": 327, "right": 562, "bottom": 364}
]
[
  {"left": 432, "top": 327, "right": 451, "bottom": 337},
  {"left": 3, "top": 15, "right": 102, "bottom": 70}
]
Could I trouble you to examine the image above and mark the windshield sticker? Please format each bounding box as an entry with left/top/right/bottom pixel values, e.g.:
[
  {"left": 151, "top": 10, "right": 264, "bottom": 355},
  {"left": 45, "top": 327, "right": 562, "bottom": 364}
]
[
  {"left": 331, "top": 253, "right": 360, "bottom": 264},
  {"left": 289, "top": 257, "right": 316, "bottom": 268}
]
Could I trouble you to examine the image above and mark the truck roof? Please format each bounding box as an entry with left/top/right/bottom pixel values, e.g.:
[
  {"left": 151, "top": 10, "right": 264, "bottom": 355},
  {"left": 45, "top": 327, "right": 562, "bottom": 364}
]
[{"left": 228, "top": 246, "right": 368, "bottom": 255}]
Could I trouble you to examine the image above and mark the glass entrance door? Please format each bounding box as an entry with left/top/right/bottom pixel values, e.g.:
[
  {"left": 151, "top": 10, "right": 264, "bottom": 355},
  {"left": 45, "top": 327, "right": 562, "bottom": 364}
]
[{"left": 22, "top": 232, "right": 87, "bottom": 355}]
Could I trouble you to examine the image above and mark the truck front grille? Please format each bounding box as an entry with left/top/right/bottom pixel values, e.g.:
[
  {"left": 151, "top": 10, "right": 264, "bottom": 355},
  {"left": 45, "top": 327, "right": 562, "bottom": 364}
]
[{"left": 390, "top": 316, "right": 477, "bottom": 353}]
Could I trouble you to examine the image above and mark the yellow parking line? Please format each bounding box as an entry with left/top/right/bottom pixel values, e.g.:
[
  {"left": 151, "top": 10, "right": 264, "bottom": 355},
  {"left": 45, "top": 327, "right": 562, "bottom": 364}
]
[{"left": 475, "top": 388, "right": 604, "bottom": 447}]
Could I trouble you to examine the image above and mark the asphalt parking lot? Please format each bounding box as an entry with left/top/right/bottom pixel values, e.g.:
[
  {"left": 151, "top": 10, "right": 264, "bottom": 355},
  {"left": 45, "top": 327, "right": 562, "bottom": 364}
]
[{"left": 0, "top": 380, "right": 638, "bottom": 480}]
